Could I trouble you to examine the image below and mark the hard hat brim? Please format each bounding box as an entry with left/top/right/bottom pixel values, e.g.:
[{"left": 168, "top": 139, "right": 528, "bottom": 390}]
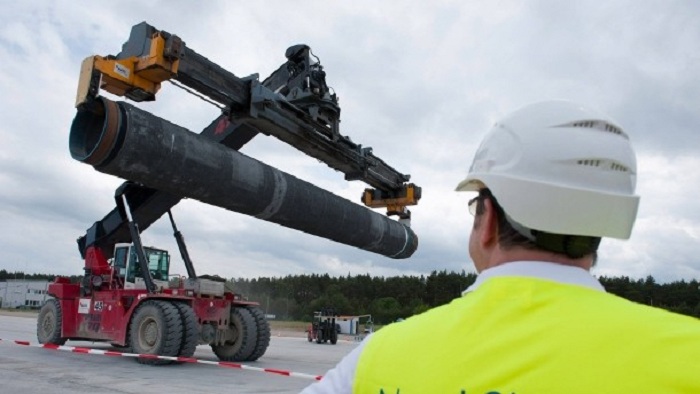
[{"left": 457, "top": 173, "right": 639, "bottom": 240}]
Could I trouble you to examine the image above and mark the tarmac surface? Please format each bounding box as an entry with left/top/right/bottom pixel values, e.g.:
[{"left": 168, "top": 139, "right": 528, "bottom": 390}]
[{"left": 0, "top": 312, "right": 359, "bottom": 393}]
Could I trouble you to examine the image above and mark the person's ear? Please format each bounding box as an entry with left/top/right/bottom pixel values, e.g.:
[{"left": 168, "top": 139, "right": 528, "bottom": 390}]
[{"left": 479, "top": 197, "right": 499, "bottom": 248}]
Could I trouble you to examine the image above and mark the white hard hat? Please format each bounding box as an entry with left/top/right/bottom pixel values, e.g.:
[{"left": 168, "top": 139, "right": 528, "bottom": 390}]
[{"left": 456, "top": 100, "right": 640, "bottom": 239}]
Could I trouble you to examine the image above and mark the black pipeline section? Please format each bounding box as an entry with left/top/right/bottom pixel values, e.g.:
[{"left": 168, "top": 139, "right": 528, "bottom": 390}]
[
  {"left": 69, "top": 98, "right": 417, "bottom": 259},
  {"left": 76, "top": 113, "right": 259, "bottom": 260}
]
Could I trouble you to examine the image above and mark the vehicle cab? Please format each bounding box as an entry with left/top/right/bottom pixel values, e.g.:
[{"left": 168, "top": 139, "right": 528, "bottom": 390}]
[{"left": 112, "top": 243, "right": 171, "bottom": 290}]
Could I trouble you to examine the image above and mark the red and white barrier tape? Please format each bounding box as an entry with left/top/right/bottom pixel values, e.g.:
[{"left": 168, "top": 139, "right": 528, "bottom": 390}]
[{"left": 0, "top": 338, "right": 322, "bottom": 381}]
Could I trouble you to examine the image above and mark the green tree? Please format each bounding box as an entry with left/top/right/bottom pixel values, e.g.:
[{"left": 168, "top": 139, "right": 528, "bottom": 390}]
[{"left": 369, "top": 297, "right": 402, "bottom": 324}]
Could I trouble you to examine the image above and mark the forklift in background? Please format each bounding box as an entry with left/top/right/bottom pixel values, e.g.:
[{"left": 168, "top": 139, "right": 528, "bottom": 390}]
[{"left": 307, "top": 307, "right": 339, "bottom": 345}]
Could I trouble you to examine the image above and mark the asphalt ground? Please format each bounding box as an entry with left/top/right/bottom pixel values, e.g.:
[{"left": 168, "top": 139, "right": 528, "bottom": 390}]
[{"left": 0, "top": 313, "right": 358, "bottom": 393}]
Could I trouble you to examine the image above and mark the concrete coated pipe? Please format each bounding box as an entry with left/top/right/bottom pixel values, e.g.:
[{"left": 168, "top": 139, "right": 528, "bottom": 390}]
[{"left": 69, "top": 97, "right": 417, "bottom": 259}]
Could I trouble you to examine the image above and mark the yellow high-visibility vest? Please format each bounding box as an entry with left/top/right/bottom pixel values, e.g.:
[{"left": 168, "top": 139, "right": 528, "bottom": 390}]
[{"left": 354, "top": 276, "right": 700, "bottom": 394}]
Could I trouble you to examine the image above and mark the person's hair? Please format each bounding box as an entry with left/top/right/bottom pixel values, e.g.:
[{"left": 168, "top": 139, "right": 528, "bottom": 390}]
[{"left": 475, "top": 188, "right": 600, "bottom": 259}]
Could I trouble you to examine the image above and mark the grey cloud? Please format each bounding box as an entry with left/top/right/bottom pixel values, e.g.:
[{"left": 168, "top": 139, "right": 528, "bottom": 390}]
[{"left": 1, "top": 1, "right": 699, "bottom": 284}]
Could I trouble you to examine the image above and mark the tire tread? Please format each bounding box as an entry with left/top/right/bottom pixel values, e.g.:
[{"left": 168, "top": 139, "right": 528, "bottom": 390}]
[
  {"left": 211, "top": 307, "right": 256, "bottom": 361},
  {"left": 173, "top": 302, "right": 199, "bottom": 358},
  {"left": 37, "top": 298, "right": 66, "bottom": 345},
  {"left": 245, "top": 306, "right": 271, "bottom": 361},
  {"left": 130, "top": 300, "right": 184, "bottom": 365}
]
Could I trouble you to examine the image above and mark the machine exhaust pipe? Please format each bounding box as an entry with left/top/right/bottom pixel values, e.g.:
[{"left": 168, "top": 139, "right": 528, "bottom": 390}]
[{"left": 69, "top": 97, "right": 417, "bottom": 259}]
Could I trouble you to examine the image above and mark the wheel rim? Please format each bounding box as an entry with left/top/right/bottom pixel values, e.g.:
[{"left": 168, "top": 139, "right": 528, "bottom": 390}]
[
  {"left": 214, "top": 313, "right": 243, "bottom": 354},
  {"left": 41, "top": 311, "right": 55, "bottom": 338},
  {"left": 225, "top": 316, "right": 242, "bottom": 347},
  {"left": 138, "top": 317, "right": 159, "bottom": 348}
]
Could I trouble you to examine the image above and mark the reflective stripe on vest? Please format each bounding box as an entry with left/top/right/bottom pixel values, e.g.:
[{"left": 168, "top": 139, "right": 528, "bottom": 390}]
[{"left": 353, "top": 276, "right": 700, "bottom": 394}]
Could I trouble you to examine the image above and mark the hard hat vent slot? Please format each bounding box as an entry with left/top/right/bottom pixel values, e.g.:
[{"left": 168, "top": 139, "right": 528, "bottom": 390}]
[
  {"left": 560, "top": 120, "right": 628, "bottom": 139},
  {"left": 575, "top": 159, "right": 629, "bottom": 172}
]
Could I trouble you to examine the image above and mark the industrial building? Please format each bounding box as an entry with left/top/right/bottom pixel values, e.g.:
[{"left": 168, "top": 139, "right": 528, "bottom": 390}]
[
  {"left": 336, "top": 315, "right": 373, "bottom": 335},
  {"left": 0, "top": 280, "right": 50, "bottom": 309}
]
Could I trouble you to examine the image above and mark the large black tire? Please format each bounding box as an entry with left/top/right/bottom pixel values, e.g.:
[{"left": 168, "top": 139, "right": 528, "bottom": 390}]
[
  {"left": 37, "top": 299, "right": 66, "bottom": 345},
  {"left": 211, "top": 307, "right": 256, "bottom": 361},
  {"left": 173, "top": 302, "right": 199, "bottom": 359},
  {"left": 245, "top": 306, "right": 270, "bottom": 361},
  {"left": 129, "top": 300, "right": 183, "bottom": 365},
  {"left": 330, "top": 327, "right": 338, "bottom": 345}
]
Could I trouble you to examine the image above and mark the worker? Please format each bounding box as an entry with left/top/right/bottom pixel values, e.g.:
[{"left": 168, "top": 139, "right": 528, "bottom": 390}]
[{"left": 301, "top": 100, "right": 700, "bottom": 393}]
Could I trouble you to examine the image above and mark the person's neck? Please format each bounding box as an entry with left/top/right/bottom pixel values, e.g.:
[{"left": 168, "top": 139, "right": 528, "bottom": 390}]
[{"left": 484, "top": 247, "right": 593, "bottom": 272}]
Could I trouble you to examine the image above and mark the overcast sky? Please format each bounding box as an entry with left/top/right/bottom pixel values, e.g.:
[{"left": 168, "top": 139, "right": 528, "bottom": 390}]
[{"left": 1, "top": 1, "right": 698, "bottom": 283}]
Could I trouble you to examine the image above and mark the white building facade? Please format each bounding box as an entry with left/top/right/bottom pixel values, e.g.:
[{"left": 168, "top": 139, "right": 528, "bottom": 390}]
[{"left": 0, "top": 280, "right": 50, "bottom": 309}]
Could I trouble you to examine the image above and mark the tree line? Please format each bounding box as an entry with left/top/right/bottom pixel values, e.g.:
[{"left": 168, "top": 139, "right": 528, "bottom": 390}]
[
  {"left": 2, "top": 269, "right": 699, "bottom": 323},
  {"left": 229, "top": 271, "right": 700, "bottom": 323}
]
